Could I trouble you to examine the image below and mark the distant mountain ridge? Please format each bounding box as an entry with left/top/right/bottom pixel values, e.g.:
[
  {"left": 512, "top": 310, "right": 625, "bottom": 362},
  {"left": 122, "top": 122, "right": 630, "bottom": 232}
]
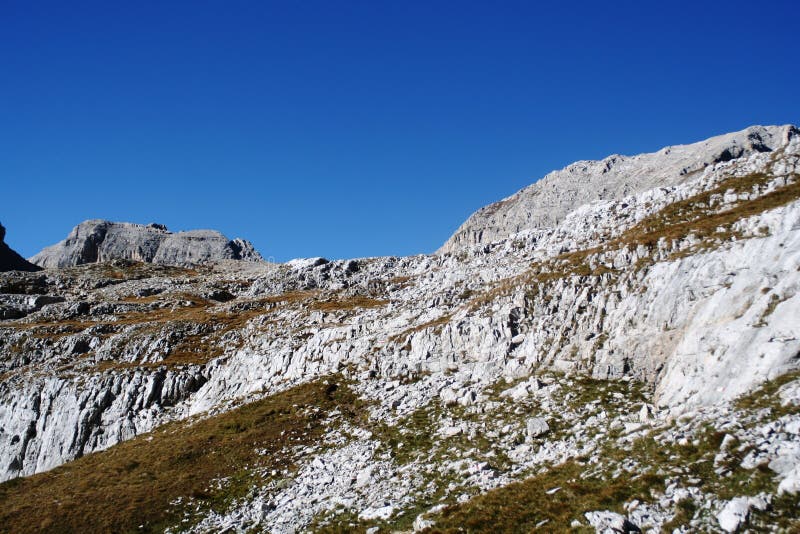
[
  {"left": 30, "top": 220, "right": 263, "bottom": 268},
  {"left": 440, "top": 124, "right": 798, "bottom": 253}
]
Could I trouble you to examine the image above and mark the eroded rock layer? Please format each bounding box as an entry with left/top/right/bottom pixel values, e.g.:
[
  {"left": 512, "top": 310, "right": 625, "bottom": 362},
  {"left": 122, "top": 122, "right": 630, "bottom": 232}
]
[
  {"left": 1, "top": 125, "right": 799, "bottom": 532},
  {"left": 30, "top": 220, "right": 263, "bottom": 268}
]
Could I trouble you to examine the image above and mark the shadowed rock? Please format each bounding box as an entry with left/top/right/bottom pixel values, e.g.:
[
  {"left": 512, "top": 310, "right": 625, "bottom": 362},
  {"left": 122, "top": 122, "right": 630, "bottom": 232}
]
[{"left": 0, "top": 223, "right": 42, "bottom": 272}]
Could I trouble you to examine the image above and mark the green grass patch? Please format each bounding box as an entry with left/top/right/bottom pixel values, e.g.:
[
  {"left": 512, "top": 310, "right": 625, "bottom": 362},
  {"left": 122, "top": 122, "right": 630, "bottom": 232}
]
[{"left": 734, "top": 369, "right": 800, "bottom": 419}]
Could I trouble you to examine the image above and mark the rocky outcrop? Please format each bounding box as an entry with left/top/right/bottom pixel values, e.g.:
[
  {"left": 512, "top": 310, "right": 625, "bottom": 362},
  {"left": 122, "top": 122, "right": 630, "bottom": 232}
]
[
  {"left": 2, "top": 125, "right": 800, "bottom": 531},
  {"left": 0, "top": 223, "right": 41, "bottom": 273},
  {"left": 439, "top": 124, "right": 797, "bottom": 253},
  {"left": 0, "top": 367, "right": 206, "bottom": 479},
  {"left": 30, "top": 220, "right": 263, "bottom": 269}
]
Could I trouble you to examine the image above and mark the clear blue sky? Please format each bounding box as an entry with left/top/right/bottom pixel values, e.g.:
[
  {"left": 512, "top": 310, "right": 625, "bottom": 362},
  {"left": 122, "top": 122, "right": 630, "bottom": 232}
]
[{"left": 2, "top": 1, "right": 798, "bottom": 261}]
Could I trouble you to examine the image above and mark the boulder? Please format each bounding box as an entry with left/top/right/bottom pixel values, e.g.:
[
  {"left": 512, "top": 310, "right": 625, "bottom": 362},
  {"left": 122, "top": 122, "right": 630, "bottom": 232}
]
[
  {"left": 716, "top": 497, "right": 751, "bottom": 532},
  {"left": 526, "top": 417, "right": 550, "bottom": 438},
  {"left": 584, "top": 510, "right": 640, "bottom": 533}
]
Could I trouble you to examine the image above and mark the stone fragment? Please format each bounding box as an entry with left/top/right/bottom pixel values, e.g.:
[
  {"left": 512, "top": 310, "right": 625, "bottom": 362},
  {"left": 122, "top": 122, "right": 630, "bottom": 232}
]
[
  {"left": 526, "top": 417, "right": 550, "bottom": 438},
  {"left": 584, "top": 510, "right": 640, "bottom": 533},
  {"left": 716, "top": 497, "right": 751, "bottom": 533}
]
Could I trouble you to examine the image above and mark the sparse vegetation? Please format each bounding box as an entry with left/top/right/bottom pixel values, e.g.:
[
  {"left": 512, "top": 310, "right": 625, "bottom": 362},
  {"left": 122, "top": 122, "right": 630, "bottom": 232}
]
[
  {"left": 0, "top": 376, "right": 362, "bottom": 534},
  {"left": 753, "top": 293, "right": 790, "bottom": 327},
  {"left": 734, "top": 369, "right": 800, "bottom": 417},
  {"left": 388, "top": 314, "right": 453, "bottom": 347},
  {"left": 423, "top": 371, "right": 800, "bottom": 532},
  {"left": 468, "top": 170, "right": 800, "bottom": 311},
  {"left": 2, "top": 138, "right": 800, "bottom": 534},
  {"left": 426, "top": 459, "right": 662, "bottom": 533},
  {"left": 310, "top": 295, "right": 390, "bottom": 312},
  {"left": 311, "top": 373, "right": 656, "bottom": 532}
]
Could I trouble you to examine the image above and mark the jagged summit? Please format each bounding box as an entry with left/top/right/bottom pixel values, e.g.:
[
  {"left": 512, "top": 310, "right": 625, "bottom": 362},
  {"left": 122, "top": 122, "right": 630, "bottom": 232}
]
[
  {"left": 0, "top": 222, "right": 41, "bottom": 272},
  {"left": 30, "top": 219, "right": 263, "bottom": 268},
  {"left": 439, "top": 124, "right": 798, "bottom": 253}
]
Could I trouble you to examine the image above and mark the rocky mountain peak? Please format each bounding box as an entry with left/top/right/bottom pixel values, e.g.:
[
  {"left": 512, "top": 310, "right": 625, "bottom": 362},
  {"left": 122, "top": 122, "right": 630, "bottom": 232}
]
[
  {"left": 1, "top": 125, "right": 799, "bottom": 532},
  {"left": 29, "top": 219, "right": 264, "bottom": 268},
  {"left": 439, "top": 124, "right": 797, "bottom": 254}
]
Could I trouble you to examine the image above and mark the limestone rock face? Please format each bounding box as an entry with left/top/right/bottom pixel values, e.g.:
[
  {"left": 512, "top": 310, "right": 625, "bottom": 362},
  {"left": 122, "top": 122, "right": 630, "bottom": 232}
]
[
  {"left": 2, "top": 125, "right": 800, "bottom": 532},
  {"left": 439, "top": 125, "right": 795, "bottom": 253},
  {"left": 0, "top": 223, "right": 41, "bottom": 272},
  {"left": 30, "top": 220, "right": 263, "bottom": 268}
]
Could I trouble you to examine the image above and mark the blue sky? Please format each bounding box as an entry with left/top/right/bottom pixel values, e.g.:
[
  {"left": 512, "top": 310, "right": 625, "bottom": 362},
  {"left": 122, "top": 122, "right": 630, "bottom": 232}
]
[{"left": 2, "top": 1, "right": 798, "bottom": 261}]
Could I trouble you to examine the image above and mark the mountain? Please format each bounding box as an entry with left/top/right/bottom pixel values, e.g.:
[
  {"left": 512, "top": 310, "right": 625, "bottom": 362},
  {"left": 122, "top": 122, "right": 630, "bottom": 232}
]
[
  {"left": 0, "top": 223, "right": 41, "bottom": 272},
  {"left": 29, "top": 220, "right": 263, "bottom": 268},
  {"left": 439, "top": 124, "right": 794, "bottom": 253},
  {"left": 0, "top": 125, "right": 799, "bottom": 532}
]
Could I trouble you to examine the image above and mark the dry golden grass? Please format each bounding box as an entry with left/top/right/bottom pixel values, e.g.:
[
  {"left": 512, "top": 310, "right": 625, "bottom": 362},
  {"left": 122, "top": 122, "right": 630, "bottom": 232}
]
[
  {"left": 387, "top": 275, "right": 415, "bottom": 289},
  {"left": 2, "top": 288, "right": 361, "bottom": 381},
  {"left": 65, "top": 261, "right": 201, "bottom": 282},
  {"left": 388, "top": 314, "right": 453, "bottom": 346},
  {"left": 310, "top": 295, "right": 389, "bottom": 312},
  {"left": 258, "top": 290, "right": 319, "bottom": 305},
  {"left": 120, "top": 294, "right": 164, "bottom": 304},
  {"left": 105, "top": 306, "right": 275, "bottom": 368},
  {"left": 616, "top": 172, "right": 798, "bottom": 250},
  {"left": 425, "top": 459, "right": 662, "bottom": 533},
  {"left": 467, "top": 171, "right": 800, "bottom": 311},
  {"left": 3, "top": 291, "right": 323, "bottom": 373},
  {"left": 0, "top": 377, "right": 362, "bottom": 534}
]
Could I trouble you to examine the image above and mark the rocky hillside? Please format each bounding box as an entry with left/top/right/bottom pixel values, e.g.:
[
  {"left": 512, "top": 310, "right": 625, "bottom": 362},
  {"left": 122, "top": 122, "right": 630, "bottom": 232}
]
[
  {"left": 439, "top": 125, "right": 792, "bottom": 254},
  {"left": 0, "top": 125, "right": 799, "bottom": 533},
  {"left": 0, "top": 224, "right": 40, "bottom": 273},
  {"left": 30, "top": 220, "right": 263, "bottom": 268}
]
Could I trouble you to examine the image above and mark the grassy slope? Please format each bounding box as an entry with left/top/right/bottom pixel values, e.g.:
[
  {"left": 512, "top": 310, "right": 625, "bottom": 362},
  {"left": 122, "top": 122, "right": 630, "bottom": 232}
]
[
  {"left": 470, "top": 170, "right": 800, "bottom": 309},
  {"left": 2, "top": 168, "right": 799, "bottom": 533},
  {"left": 424, "top": 372, "right": 800, "bottom": 533},
  {"left": 0, "top": 377, "right": 361, "bottom": 534}
]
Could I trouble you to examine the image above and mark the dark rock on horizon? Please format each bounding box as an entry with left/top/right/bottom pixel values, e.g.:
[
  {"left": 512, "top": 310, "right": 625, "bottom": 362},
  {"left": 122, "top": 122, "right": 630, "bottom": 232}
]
[{"left": 0, "top": 223, "right": 42, "bottom": 272}]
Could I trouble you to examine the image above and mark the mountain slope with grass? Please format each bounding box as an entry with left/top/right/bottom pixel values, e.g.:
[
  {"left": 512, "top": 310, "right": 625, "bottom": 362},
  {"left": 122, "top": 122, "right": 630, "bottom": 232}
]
[
  {"left": 439, "top": 125, "right": 792, "bottom": 254},
  {"left": 1, "top": 125, "right": 799, "bottom": 533}
]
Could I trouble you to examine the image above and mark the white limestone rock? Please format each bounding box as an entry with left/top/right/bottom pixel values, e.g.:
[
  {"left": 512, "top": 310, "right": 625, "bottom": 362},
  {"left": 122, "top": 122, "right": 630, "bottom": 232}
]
[
  {"left": 2, "top": 125, "right": 800, "bottom": 532},
  {"left": 440, "top": 125, "right": 795, "bottom": 253},
  {"left": 584, "top": 510, "right": 640, "bottom": 533},
  {"left": 716, "top": 495, "right": 769, "bottom": 533},
  {"left": 526, "top": 417, "right": 550, "bottom": 439},
  {"left": 778, "top": 466, "right": 800, "bottom": 495},
  {"left": 30, "top": 220, "right": 263, "bottom": 268}
]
